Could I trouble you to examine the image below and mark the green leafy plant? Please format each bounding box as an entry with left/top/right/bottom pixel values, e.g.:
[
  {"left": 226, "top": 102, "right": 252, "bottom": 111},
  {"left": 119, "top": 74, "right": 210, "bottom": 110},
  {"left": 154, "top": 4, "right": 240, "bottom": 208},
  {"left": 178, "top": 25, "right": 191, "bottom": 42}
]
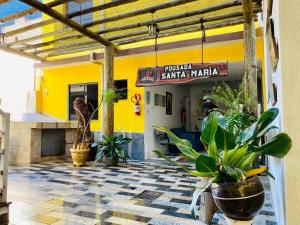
[
  {"left": 94, "top": 134, "right": 131, "bottom": 161},
  {"left": 211, "top": 82, "right": 256, "bottom": 137},
  {"left": 154, "top": 107, "right": 292, "bottom": 218},
  {"left": 103, "top": 88, "right": 123, "bottom": 104}
]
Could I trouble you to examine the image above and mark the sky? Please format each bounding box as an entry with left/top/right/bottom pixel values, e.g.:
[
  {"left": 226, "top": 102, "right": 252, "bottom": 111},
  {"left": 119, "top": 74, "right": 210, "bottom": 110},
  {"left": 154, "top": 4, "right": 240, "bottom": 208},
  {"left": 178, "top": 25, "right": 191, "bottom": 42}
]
[
  {"left": 0, "top": 1, "right": 41, "bottom": 28},
  {"left": 0, "top": 50, "right": 35, "bottom": 115},
  {"left": 0, "top": 0, "right": 30, "bottom": 17}
]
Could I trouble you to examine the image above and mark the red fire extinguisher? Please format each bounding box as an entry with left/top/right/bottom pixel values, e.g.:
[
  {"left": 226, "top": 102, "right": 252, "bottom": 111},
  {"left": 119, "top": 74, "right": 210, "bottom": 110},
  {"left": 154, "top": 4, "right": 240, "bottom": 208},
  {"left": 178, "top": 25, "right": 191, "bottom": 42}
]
[
  {"left": 131, "top": 94, "right": 141, "bottom": 116},
  {"left": 134, "top": 101, "right": 141, "bottom": 116}
]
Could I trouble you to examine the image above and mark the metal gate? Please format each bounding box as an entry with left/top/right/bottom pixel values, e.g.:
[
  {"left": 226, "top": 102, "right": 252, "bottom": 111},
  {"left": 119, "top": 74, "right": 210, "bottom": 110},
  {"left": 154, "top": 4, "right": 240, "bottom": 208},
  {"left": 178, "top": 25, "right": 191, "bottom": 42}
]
[{"left": 0, "top": 109, "right": 10, "bottom": 224}]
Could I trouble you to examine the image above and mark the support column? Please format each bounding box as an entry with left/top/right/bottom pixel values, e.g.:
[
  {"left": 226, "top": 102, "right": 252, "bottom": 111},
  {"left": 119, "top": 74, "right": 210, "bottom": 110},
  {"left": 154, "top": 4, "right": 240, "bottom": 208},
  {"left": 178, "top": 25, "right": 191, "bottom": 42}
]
[
  {"left": 242, "top": 0, "right": 257, "bottom": 113},
  {"left": 102, "top": 46, "right": 114, "bottom": 137}
]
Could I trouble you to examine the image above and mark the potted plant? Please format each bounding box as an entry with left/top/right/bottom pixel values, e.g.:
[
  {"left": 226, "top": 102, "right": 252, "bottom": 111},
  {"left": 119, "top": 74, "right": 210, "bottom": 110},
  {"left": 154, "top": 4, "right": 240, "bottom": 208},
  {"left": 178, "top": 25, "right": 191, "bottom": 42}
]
[
  {"left": 70, "top": 88, "right": 122, "bottom": 166},
  {"left": 94, "top": 133, "right": 131, "bottom": 166},
  {"left": 154, "top": 108, "right": 292, "bottom": 225},
  {"left": 70, "top": 97, "right": 92, "bottom": 167}
]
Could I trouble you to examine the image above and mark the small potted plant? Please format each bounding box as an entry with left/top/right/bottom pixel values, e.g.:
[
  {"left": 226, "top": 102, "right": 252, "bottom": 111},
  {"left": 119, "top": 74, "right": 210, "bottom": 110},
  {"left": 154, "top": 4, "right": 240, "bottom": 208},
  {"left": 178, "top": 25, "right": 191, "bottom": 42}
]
[
  {"left": 154, "top": 108, "right": 292, "bottom": 225},
  {"left": 70, "top": 97, "right": 92, "bottom": 167},
  {"left": 94, "top": 133, "right": 131, "bottom": 166}
]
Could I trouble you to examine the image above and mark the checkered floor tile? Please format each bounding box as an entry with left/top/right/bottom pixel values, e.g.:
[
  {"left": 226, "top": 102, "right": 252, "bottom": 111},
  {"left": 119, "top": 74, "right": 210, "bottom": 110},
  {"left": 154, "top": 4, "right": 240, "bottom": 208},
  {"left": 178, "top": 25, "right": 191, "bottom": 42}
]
[{"left": 7, "top": 160, "right": 277, "bottom": 225}]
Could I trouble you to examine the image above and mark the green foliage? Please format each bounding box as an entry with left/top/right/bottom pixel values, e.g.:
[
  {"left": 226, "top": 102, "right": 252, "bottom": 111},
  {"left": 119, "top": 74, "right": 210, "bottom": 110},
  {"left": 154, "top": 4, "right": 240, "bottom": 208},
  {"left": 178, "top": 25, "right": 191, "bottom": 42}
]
[
  {"left": 154, "top": 108, "right": 292, "bottom": 218},
  {"left": 103, "top": 88, "right": 123, "bottom": 104},
  {"left": 94, "top": 134, "right": 131, "bottom": 161},
  {"left": 211, "top": 82, "right": 256, "bottom": 137}
]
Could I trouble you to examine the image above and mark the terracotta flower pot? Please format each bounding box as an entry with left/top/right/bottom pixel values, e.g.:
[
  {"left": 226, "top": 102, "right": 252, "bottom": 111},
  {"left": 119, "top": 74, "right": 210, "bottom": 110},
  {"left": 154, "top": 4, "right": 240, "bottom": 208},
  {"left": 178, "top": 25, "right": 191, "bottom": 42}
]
[
  {"left": 70, "top": 148, "right": 90, "bottom": 167},
  {"left": 103, "top": 155, "right": 119, "bottom": 166},
  {"left": 211, "top": 176, "right": 264, "bottom": 224}
]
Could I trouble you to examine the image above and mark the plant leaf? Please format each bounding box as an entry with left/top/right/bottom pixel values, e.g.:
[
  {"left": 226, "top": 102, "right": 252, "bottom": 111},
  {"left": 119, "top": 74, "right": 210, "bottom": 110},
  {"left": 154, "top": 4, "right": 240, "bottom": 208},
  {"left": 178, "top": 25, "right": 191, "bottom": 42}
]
[
  {"left": 195, "top": 155, "right": 216, "bottom": 173},
  {"left": 256, "top": 125, "right": 278, "bottom": 139},
  {"left": 200, "top": 112, "right": 220, "bottom": 161},
  {"left": 250, "top": 133, "right": 292, "bottom": 158},
  {"left": 201, "top": 113, "right": 218, "bottom": 145},
  {"left": 154, "top": 126, "right": 200, "bottom": 161},
  {"left": 246, "top": 167, "right": 267, "bottom": 178},
  {"left": 255, "top": 108, "right": 279, "bottom": 134},
  {"left": 95, "top": 150, "right": 105, "bottom": 161},
  {"left": 237, "top": 122, "right": 257, "bottom": 144},
  {"left": 215, "top": 125, "right": 236, "bottom": 151},
  {"left": 190, "top": 178, "right": 213, "bottom": 219},
  {"left": 265, "top": 171, "right": 275, "bottom": 180},
  {"left": 154, "top": 150, "right": 211, "bottom": 177}
]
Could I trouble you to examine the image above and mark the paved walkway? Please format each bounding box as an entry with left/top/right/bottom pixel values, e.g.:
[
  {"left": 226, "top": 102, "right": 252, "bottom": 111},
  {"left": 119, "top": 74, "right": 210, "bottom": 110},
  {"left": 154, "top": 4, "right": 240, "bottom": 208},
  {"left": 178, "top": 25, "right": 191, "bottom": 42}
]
[{"left": 7, "top": 160, "right": 276, "bottom": 225}]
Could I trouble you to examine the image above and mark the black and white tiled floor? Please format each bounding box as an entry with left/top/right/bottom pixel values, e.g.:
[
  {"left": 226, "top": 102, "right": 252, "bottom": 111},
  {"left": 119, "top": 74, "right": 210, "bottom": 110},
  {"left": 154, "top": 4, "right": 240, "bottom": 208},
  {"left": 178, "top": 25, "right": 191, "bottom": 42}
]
[{"left": 7, "top": 160, "right": 277, "bottom": 225}]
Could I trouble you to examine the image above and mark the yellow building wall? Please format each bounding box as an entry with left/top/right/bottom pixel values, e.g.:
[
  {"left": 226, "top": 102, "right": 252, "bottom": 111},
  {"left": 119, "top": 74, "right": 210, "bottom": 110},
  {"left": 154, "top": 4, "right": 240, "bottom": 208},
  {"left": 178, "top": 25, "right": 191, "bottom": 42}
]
[{"left": 40, "top": 38, "right": 264, "bottom": 133}]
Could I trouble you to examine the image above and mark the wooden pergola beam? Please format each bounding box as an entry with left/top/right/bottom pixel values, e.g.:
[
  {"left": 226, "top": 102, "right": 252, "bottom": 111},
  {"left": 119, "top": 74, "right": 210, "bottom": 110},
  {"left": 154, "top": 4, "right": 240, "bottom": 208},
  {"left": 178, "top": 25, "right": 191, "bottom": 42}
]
[
  {"left": 31, "top": 11, "right": 258, "bottom": 56},
  {"left": 0, "top": 44, "right": 44, "bottom": 61},
  {"left": 20, "top": 34, "right": 83, "bottom": 51},
  {"left": 97, "top": 0, "right": 245, "bottom": 35},
  {"left": 109, "top": 8, "right": 261, "bottom": 42},
  {"left": 68, "top": 0, "right": 138, "bottom": 18},
  {"left": 19, "top": 0, "right": 113, "bottom": 47},
  {"left": 116, "top": 18, "right": 247, "bottom": 46},
  {"left": 37, "top": 31, "right": 260, "bottom": 67},
  {"left": 4, "top": 19, "right": 55, "bottom": 37},
  {"left": 5, "top": 0, "right": 260, "bottom": 47},
  {"left": 20, "top": 9, "right": 255, "bottom": 52},
  {"left": 47, "top": 18, "right": 249, "bottom": 57},
  {"left": 0, "top": 0, "right": 73, "bottom": 23},
  {"left": 85, "top": 0, "right": 197, "bottom": 27},
  {"left": 29, "top": 15, "right": 244, "bottom": 55},
  {"left": 7, "top": 27, "right": 73, "bottom": 46},
  {"left": 48, "top": 43, "right": 101, "bottom": 57},
  {"left": 108, "top": 12, "right": 247, "bottom": 42},
  {"left": 7, "top": 0, "right": 245, "bottom": 48},
  {"left": 30, "top": 40, "right": 96, "bottom": 55}
]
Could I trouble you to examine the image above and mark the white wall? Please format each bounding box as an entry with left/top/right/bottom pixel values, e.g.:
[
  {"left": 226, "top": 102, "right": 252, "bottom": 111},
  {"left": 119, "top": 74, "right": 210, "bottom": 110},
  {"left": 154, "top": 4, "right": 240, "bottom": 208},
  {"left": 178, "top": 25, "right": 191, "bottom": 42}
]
[
  {"left": 0, "top": 17, "right": 40, "bottom": 116},
  {"left": 0, "top": 51, "right": 35, "bottom": 115},
  {"left": 144, "top": 84, "right": 189, "bottom": 159},
  {"left": 262, "top": 1, "right": 286, "bottom": 224}
]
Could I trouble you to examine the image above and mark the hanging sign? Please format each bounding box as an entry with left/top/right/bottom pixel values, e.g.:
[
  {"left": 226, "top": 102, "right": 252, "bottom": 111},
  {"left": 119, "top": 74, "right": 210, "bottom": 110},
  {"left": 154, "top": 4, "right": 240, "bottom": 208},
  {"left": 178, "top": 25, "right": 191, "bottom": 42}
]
[{"left": 136, "top": 62, "right": 228, "bottom": 87}]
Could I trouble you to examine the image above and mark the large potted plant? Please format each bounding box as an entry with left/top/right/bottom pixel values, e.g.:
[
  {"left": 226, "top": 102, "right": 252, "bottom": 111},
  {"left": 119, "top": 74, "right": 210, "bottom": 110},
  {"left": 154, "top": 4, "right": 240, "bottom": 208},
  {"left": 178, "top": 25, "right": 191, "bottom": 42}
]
[
  {"left": 70, "top": 97, "right": 92, "bottom": 167},
  {"left": 94, "top": 133, "right": 131, "bottom": 166},
  {"left": 70, "top": 88, "right": 121, "bottom": 166},
  {"left": 154, "top": 108, "right": 292, "bottom": 225}
]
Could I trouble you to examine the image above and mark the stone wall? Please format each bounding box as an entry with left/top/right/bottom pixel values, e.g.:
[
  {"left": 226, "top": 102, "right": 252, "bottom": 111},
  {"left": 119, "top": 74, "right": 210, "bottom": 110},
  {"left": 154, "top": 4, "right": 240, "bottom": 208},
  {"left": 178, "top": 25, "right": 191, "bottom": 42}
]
[{"left": 9, "top": 121, "right": 77, "bottom": 166}]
